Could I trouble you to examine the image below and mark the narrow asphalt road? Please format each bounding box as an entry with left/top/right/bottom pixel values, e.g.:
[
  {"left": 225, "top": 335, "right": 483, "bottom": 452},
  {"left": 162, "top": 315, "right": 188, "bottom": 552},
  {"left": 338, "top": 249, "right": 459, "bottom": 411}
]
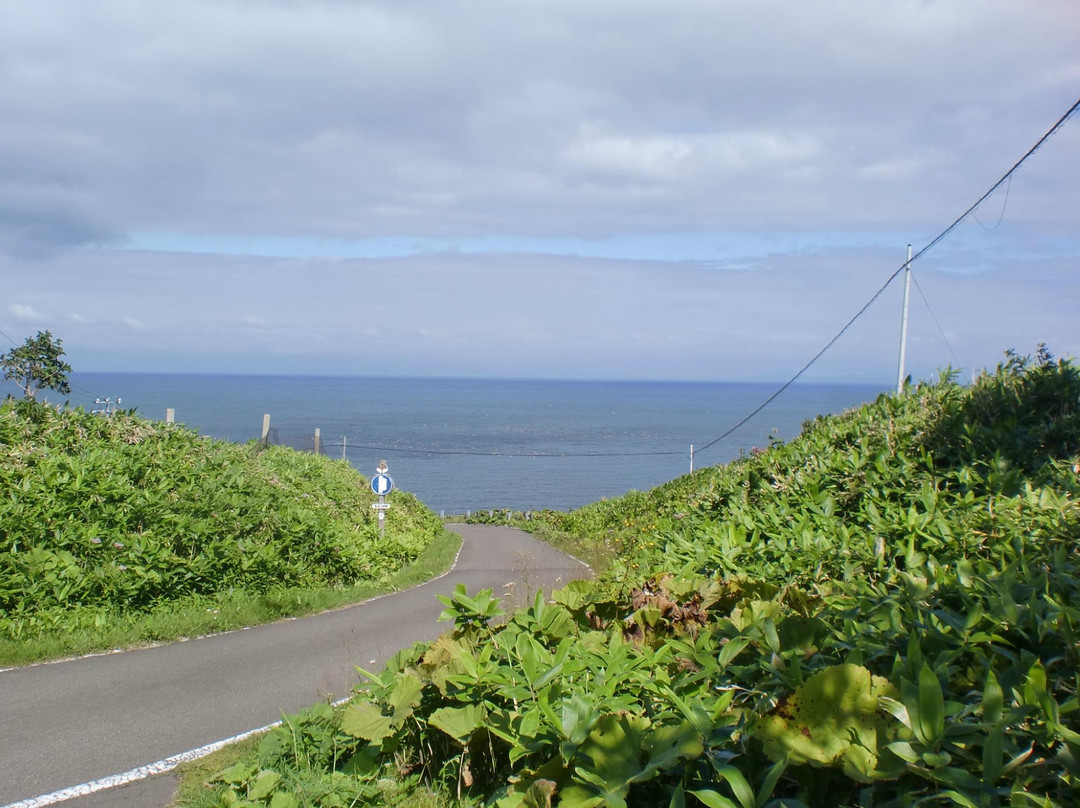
[{"left": 0, "top": 524, "right": 590, "bottom": 807}]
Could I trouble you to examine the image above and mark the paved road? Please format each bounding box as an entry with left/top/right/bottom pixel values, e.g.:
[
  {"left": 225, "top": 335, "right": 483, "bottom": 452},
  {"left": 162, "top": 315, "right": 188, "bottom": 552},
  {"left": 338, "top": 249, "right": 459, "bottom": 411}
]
[{"left": 0, "top": 524, "right": 590, "bottom": 807}]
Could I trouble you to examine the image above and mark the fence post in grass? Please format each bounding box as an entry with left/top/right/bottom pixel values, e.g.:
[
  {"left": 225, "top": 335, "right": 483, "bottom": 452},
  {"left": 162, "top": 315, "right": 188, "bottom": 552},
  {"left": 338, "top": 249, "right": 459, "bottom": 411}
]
[
  {"left": 342, "top": 435, "right": 347, "bottom": 460},
  {"left": 166, "top": 408, "right": 175, "bottom": 424},
  {"left": 261, "top": 414, "right": 271, "bottom": 446},
  {"left": 314, "top": 427, "right": 321, "bottom": 455}
]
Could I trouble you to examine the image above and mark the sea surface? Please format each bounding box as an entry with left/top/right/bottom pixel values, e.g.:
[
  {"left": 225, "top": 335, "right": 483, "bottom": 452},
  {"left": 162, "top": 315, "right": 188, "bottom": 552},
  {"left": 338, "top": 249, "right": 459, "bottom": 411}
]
[{"left": 25, "top": 374, "right": 886, "bottom": 514}]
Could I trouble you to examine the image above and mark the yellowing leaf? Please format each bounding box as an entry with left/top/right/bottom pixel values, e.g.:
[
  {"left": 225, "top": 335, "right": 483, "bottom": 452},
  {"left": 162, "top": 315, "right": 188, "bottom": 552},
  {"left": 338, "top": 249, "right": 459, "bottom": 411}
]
[{"left": 753, "top": 663, "right": 896, "bottom": 782}]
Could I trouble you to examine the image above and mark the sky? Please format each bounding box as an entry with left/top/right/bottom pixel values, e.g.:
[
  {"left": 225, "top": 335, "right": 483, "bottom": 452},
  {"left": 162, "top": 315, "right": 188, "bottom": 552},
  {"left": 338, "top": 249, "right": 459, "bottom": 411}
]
[{"left": 1, "top": 0, "right": 1078, "bottom": 384}]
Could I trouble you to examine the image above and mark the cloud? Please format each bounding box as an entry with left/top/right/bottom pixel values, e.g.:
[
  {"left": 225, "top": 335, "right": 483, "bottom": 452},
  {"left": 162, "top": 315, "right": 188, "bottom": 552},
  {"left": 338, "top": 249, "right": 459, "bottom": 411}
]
[
  {"left": 0, "top": 1, "right": 1075, "bottom": 382},
  {"left": 8, "top": 303, "right": 47, "bottom": 323},
  {"left": 1, "top": 0, "right": 1077, "bottom": 255}
]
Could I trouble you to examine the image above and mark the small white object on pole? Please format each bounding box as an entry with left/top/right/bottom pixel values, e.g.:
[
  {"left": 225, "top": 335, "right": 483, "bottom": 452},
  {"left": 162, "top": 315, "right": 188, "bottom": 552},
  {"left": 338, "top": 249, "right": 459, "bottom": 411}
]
[{"left": 896, "top": 244, "right": 912, "bottom": 396}]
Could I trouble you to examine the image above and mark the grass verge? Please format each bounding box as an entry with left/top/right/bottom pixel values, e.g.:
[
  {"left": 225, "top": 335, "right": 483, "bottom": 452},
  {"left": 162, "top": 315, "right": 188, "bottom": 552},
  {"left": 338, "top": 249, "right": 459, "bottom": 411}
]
[
  {"left": 170, "top": 733, "right": 265, "bottom": 808},
  {"left": 170, "top": 717, "right": 455, "bottom": 808},
  {"left": 0, "top": 528, "right": 462, "bottom": 668}
]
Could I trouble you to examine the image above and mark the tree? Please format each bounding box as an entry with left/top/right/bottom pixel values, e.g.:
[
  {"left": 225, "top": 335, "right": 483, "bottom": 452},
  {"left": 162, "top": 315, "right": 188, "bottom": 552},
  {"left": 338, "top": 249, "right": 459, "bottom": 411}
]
[{"left": 1, "top": 330, "right": 73, "bottom": 400}]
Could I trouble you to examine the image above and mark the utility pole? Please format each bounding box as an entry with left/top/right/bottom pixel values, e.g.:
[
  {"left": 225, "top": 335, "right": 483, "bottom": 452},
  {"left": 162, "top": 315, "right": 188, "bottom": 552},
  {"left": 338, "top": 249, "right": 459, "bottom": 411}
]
[
  {"left": 92, "top": 397, "right": 122, "bottom": 416},
  {"left": 896, "top": 244, "right": 912, "bottom": 395}
]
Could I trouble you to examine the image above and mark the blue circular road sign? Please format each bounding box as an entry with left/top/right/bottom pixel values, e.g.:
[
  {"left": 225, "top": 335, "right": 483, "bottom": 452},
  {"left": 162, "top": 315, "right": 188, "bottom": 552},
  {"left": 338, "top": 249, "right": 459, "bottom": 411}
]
[{"left": 371, "top": 473, "right": 394, "bottom": 496}]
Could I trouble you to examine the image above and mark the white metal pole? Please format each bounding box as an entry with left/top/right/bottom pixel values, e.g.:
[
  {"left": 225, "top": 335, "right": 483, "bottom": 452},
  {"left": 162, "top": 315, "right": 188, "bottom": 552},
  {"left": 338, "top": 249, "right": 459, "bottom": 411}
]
[
  {"left": 896, "top": 244, "right": 912, "bottom": 395},
  {"left": 690, "top": 444, "right": 694, "bottom": 474}
]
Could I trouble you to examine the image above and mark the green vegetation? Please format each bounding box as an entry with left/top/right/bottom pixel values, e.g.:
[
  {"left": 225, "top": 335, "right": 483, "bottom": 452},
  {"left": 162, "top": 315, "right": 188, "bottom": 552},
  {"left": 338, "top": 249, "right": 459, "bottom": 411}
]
[
  {"left": 0, "top": 398, "right": 450, "bottom": 665},
  {"left": 0, "top": 329, "right": 73, "bottom": 400},
  {"left": 202, "top": 351, "right": 1079, "bottom": 807}
]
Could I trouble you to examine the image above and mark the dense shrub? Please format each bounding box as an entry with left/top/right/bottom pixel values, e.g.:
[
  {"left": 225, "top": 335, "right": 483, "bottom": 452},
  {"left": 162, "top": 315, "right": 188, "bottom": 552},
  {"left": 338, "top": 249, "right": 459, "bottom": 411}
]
[{"left": 0, "top": 400, "right": 443, "bottom": 640}]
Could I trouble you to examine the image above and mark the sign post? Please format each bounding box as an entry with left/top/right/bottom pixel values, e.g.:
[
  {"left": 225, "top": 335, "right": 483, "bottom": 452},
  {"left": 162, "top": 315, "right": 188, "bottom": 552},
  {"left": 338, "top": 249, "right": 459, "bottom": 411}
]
[{"left": 371, "top": 460, "right": 394, "bottom": 537}]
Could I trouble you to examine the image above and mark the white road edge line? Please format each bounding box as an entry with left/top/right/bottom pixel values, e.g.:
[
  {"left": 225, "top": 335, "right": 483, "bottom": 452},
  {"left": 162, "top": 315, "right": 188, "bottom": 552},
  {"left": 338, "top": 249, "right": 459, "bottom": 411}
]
[
  {"left": 1, "top": 695, "right": 356, "bottom": 808},
  {"left": 0, "top": 723, "right": 278, "bottom": 808}
]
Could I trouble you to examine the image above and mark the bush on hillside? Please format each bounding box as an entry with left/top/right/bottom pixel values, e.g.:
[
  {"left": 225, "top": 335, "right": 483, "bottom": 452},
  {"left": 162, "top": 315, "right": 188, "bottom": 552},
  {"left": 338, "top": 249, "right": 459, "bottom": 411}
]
[{"left": 0, "top": 400, "right": 443, "bottom": 639}]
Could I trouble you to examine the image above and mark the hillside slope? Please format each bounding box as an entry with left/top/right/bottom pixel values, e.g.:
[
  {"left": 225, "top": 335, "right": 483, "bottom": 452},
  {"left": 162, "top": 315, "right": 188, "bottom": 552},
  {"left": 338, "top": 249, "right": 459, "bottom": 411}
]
[
  {"left": 0, "top": 399, "right": 445, "bottom": 653},
  {"left": 202, "top": 354, "right": 1080, "bottom": 807}
]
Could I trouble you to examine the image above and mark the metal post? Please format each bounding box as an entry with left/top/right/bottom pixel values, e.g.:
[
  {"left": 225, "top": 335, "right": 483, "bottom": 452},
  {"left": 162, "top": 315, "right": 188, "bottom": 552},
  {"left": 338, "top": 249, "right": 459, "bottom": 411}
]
[
  {"left": 896, "top": 244, "right": 912, "bottom": 395},
  {"left": 261, "top": 414, "right": 271, "bottom": 445},
  {"left": 314, "top": 427, "right": 321, "bottom": 455},
  {"left": 690, "top": 444, "right": 694, "bottom": 474},
  {"left": 342, "top": 436, "right": 347, "bottom": 460}
]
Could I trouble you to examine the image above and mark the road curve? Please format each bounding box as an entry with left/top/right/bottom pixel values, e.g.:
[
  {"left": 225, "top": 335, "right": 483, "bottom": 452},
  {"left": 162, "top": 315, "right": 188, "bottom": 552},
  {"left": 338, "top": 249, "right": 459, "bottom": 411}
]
[{"left": 0, "top": 524, "right": 590, "bottom": 807}]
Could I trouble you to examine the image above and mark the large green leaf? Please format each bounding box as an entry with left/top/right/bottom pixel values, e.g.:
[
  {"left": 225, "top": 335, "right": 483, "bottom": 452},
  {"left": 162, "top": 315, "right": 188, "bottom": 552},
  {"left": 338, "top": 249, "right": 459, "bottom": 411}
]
[
  {"left": 754, "top": 663, "right": 896, "bottom": 781},
  {"left": 388, "top": 672, "right": 424, "bottom": 721},
  {"left": 428, "top": 703, "right": 486, "bottom": 743},
  {"left": 341, "top": 672, "right": 424, "bottom": 741},
  {"left": 341, "top": 701, "right": 395, "bottom": 742},
  {"left": 247, "top": 770, "right": 282, "bottom": 801}
]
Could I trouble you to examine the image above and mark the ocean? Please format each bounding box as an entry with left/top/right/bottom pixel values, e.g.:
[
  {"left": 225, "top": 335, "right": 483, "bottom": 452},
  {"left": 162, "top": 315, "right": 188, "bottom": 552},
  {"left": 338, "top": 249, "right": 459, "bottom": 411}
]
[{"left": 17, "top": 374, "right": 885, "bottom": 514}]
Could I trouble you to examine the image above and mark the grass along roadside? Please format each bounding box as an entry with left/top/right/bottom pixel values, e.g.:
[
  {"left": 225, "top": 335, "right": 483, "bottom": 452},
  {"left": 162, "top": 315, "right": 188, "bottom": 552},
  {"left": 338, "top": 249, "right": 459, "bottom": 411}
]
[
  {"left": 0, "top": 527, "right": 462, "bottom": 668},
  {"left": 170, "top": 719, "right": 456, "bottom": 808}
]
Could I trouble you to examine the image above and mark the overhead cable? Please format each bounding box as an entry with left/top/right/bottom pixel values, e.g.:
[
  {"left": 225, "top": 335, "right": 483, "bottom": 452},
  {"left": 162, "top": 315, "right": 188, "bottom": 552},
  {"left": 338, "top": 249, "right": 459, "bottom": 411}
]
[
  {"left": 320, "top": 441, "right": 683, "bottom": 459},
  {"left": 910, "top": 272, "right": 961, "bottom": 369},
  {"left": 908, "top": 95, "right": 1080, "bottom": 266},
  {"left": 691, "top": 94, "right": 1080, "bottom": 458}
]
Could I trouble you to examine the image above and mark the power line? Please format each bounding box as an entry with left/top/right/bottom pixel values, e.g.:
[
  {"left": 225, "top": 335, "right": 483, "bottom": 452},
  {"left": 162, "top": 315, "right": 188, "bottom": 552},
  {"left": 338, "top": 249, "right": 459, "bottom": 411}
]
[
  {"left": 909, "top": 95, "right": 1080, "bottom": 267},
  {"left": 319, "top": 441, "right": 683, "bottom": 459},
  {"left": 973, "top": 174, "right": 1012, "bottom": 231},
  {"left": 691, "top": 94, "right": 1080, "bottom": 458},
  {"left": 910, "top": 271, "right": 961, "bottom": 369},
  {"left": 692, "top": 268, "right": 902, "bottom": 456}
]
